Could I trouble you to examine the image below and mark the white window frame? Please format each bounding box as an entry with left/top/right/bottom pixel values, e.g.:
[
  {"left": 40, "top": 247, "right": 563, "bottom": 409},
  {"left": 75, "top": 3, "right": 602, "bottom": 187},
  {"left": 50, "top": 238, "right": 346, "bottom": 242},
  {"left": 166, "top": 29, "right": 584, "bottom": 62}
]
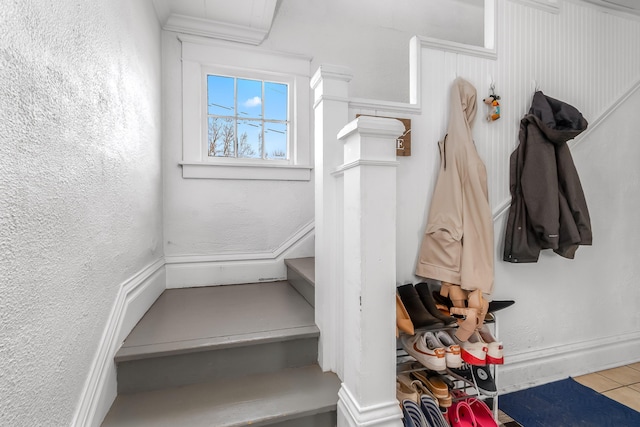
[
  {"left": 179, "top": 35, "right": 312, "bottom": 180},
  {"left": 202, "top": 67, "right": 293, "bottom": 164}
]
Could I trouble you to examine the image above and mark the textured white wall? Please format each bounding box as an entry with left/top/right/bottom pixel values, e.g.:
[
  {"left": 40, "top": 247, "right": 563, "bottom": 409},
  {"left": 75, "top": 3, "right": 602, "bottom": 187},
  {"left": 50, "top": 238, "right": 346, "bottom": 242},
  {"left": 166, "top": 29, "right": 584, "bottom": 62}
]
[
  {"left": 0, "top": 1, "right": 162, "bottom": 425},
  {"left": 265, "top": 0, "right": 484, "bottom": 102}
]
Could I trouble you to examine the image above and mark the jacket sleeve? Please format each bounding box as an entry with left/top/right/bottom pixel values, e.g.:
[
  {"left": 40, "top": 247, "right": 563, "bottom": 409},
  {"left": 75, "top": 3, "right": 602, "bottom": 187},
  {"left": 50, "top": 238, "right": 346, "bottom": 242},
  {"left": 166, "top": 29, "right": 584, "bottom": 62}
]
[{"left": 520, "top": 122, "right": 560, "bottom": 249}]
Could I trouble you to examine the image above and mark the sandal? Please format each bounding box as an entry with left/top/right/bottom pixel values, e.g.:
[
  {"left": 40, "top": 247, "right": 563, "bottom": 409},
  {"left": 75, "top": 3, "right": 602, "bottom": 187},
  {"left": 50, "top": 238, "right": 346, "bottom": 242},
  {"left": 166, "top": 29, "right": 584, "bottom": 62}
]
[
  {"left": 467, "top": 398, "right": 498, "bottom": 427},
  {"left": 401, "top": 399, "right": 428, "bottom": 427},
  {"left": 411, "top": 371, "right": 452, "bottom": 408},
  {"left": 420, "top": 394, "right": 450, "bottom": 427},
  {"left": 449, "top": 400, "right": 477, "bottom": 427}
]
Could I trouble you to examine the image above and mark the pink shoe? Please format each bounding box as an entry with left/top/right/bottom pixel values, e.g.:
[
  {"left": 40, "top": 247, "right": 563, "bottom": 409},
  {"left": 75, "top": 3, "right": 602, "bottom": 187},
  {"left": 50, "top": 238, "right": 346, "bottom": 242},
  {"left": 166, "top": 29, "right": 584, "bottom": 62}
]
[
  {"left": 448, "top": 400, "right": 477, "bottom": 427},
  {"left": 468, "top": 398, "right": 498, "bottom": 427}
]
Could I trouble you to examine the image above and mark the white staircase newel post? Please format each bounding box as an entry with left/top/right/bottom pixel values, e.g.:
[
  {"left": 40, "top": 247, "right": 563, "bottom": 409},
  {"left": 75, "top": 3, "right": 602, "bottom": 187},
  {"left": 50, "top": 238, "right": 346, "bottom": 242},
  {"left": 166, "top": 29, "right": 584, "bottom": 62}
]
[
  {"left": 336, "top": 116, "right": 405, "bottom": 427},
  {"left": 311, "top": 65, "right": 353, "bottom": 376}
]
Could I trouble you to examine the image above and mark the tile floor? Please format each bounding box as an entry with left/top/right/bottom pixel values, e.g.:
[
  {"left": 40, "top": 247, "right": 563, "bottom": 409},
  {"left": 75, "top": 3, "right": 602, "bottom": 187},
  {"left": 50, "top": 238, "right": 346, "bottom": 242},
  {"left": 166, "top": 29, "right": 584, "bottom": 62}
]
[
  {"left": 574, "top": 362, "right": 640, "bottom": 412},
  {"left": 497, "top": 363, "right": 640, "bottom": 426}
]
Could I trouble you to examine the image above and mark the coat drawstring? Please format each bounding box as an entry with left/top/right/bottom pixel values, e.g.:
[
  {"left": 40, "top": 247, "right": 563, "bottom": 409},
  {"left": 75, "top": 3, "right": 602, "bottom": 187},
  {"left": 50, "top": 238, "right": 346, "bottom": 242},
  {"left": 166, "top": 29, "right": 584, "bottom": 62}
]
[{"left": 441, "top": 134, "right": 448, "bottom": 170}]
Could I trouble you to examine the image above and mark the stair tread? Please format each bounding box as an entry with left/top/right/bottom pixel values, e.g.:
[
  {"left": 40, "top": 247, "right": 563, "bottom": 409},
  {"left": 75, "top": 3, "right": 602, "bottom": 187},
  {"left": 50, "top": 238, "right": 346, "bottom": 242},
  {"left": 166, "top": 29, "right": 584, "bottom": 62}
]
[
  {"left": 102, "top": 365, "right": 340, "bottom": 427},
  {"left": 284, "top": 257, "right": 315, "bottom": 286},
  {"left": 117, "top": 282, "right": 316, "bottom": 361}
]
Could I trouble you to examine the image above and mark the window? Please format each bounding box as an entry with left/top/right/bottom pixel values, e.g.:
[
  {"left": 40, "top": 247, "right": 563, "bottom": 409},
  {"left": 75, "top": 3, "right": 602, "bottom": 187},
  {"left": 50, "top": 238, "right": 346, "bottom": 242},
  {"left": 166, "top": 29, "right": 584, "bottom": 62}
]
[
  {"left": 179, "top": 36, "right": 311, "bottom": 181},
  {"left": 207, "top": 75, "right": 289, "bottom": 161}
]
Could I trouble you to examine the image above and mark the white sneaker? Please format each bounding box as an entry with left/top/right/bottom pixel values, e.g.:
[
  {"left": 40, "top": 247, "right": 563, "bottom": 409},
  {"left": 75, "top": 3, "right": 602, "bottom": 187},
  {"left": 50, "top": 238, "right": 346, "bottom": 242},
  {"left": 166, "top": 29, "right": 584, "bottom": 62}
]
[
  {"left": 478, "top": 324, "right": 503, "bottom": 364},
  {"left": 401, "top": 332, "right": 447, "bottom": 372},
  {"left": 434, "top": 330, "right": 462, "bottom": 368},
  {"left": 445, "top": 329, "right": 487, "bottom": 366},
  {"left": 461, "top": 332, "right": 488, "bottom": 366}
]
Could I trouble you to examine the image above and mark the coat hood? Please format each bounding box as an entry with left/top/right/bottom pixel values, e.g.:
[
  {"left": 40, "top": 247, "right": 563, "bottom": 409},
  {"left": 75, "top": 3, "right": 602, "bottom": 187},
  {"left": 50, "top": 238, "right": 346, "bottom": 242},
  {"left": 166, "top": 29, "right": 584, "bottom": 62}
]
[{"left": 528, "top": 91, "right": 588, "bottom": 145}]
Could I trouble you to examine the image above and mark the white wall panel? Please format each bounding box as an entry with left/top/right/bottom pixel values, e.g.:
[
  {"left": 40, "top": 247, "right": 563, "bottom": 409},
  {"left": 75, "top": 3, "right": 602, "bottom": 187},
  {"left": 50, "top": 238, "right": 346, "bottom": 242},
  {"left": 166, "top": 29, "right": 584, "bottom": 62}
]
[
  {"left": 418, "top": 0, "right": 640, "bottom": 215},
  {"left": 349, "top": 0, "right": 640, "bottom": 392},
  {"left": 417, "top": 0, "right": 640, "bottom": 390}
]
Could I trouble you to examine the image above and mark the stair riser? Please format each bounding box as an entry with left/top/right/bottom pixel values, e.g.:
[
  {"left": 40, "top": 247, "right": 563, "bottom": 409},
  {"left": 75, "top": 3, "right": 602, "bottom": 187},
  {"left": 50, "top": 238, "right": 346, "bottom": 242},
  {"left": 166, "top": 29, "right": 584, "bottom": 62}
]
[
  {"left": 117, "top": 337, "right": 318, "bottom": 393},
  {"left": 287, "top": 267, "right": 314, "bottom": 307}
]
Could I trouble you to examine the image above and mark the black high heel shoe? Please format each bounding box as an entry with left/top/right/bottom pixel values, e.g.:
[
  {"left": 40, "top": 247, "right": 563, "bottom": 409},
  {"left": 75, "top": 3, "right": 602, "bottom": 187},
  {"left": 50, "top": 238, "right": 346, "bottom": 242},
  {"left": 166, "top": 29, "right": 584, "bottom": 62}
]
[{"left": 488, "top": 300, "right": 515, "bottom": 313}]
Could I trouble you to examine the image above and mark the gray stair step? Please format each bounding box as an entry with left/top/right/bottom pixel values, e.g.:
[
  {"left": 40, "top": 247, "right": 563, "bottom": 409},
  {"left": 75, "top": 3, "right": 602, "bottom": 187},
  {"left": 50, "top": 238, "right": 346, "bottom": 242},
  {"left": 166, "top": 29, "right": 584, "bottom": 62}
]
[
  {"left": 102, "top": 365, "right": 340, "bottom": 427},
  {"left": 285, "top": 257, "right": 315, "bottom": 307},
  {"left": 115, "top": 282, "right": 319, "bottom": 393}
]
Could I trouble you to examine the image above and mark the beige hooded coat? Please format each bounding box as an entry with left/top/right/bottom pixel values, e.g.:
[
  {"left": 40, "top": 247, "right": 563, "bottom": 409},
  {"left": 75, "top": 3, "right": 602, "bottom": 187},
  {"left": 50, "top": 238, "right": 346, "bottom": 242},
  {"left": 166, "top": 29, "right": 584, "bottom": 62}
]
[{"left": 415, "top": 78, "right": 494, "bottom": 294}]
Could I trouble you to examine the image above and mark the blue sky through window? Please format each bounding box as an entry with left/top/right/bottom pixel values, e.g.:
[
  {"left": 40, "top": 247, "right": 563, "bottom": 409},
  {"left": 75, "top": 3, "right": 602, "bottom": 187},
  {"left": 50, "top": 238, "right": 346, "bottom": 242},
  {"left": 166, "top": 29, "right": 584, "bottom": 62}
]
[{"left": 207, "top": 74, "right": 288, "bottom": 160}]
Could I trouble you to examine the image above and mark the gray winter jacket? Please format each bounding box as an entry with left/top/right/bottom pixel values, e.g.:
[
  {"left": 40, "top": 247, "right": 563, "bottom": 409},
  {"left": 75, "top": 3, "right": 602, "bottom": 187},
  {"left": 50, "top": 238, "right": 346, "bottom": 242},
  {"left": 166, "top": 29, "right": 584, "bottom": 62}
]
[{"left": 503, "top": 91, "right": 591, "bottom": 263}]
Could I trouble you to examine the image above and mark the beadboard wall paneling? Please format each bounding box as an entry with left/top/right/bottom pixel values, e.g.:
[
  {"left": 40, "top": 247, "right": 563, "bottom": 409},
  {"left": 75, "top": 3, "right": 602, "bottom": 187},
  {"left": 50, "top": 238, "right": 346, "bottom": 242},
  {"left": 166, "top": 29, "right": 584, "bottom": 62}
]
[
  {"left": 408, "top": 0, "right": 640, "bottom": 391},
  {"left": 419, "top": 0, "right": 640, "bottom": 214}
]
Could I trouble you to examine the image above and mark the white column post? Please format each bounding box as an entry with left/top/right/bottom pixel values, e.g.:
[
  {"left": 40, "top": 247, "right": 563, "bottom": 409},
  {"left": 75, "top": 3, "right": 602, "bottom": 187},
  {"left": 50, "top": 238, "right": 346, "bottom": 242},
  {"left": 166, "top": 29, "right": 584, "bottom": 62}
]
[
  {"left": 336, "top": 116, "right": 405, "bottom": 427},
  {"left": 311, "top": 65, "right": 352, "bottom": 375}
]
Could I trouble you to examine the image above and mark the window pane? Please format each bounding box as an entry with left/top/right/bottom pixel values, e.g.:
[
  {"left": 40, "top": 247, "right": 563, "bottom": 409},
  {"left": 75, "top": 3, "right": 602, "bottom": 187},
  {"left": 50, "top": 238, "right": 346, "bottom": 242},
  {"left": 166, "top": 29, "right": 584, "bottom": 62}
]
[
  {"left": 207, "top": 75, "right": 234, "bottom": 116},
  {"left": 237, "top": 79, "right": 262, "bottom": 119},
  {"left": 264, "top": 82, "right": 288, "bottom": 121},
  {"left": 208, "top": 117, "right": 235, "bottom": 157},
  {"left": 237, "top": 119, "right": 262, "bottom": 159},
  {"left": 264, "top": 122, "right": 288, "bottom": 160}
]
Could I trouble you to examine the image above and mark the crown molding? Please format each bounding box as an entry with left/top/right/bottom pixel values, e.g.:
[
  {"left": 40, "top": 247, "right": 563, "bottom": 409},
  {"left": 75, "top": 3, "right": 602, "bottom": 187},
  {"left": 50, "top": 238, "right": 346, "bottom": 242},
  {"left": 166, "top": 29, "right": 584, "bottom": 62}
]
[{"left": 164, "top": 13, "right": 268, "bottom": 45}]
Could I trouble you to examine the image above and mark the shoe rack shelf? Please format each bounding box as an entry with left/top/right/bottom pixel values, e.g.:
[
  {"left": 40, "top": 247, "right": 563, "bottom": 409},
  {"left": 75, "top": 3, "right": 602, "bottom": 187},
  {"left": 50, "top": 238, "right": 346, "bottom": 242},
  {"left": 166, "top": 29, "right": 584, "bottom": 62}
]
[{"left": 396, "top": 314, "right": 500, "bottom": 420}]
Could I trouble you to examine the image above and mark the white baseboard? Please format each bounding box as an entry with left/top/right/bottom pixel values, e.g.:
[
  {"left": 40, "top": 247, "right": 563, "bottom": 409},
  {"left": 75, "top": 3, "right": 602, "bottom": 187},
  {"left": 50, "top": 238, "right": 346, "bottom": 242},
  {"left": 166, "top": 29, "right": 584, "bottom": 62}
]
[
  {"left": 165, "top": 222, "right": 314, "bottom": 288},
  {"left": 498, "top": 330, "right": 640, "bottom": 394},
  {"left": 71, "top": 259, "right": 166, "bottom": 427},
  {"left": 337, "top": 384, "right": 403, "bottom": 427}
]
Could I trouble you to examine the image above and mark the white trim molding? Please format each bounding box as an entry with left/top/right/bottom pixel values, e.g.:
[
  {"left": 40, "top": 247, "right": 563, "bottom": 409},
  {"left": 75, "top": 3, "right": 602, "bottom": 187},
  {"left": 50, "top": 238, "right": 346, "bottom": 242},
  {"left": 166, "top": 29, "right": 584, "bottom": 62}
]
[
  {"left": 509, "top": 0, "right": 561, "bottom": 13},
  {"left": 337, "top": 385, "right": 403, "bottom": 427},
  {"left": 416, "top": 35, "right": 497, "bottom": 61},
  {"left": 180, "top": 161, "right": 312, "bottom": 181},
  {"left": 154, "top": 0, "right": 279, "bottom": 45},
  {"left": 499, "top": 330, "right": 640, "bottom": 394},
  {"left": 164, "top": 14, "right": 270, "bottom": 45},
  {"left": 179, "top": 35, "right": 312, "bottom": 181},
  {"left": 71, "top": 259, "right": 166, "bottom": 427},
  {"left": 165, "top": 222, "right": 315, "bottom": 288}
]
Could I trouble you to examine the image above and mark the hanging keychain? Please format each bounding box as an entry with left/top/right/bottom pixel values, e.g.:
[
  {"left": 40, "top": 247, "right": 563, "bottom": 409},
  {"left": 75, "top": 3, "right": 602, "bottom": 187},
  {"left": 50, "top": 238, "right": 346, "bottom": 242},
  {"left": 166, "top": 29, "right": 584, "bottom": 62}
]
[{"left": 483, "top": 83, "right": 501, "bottom": 122}]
